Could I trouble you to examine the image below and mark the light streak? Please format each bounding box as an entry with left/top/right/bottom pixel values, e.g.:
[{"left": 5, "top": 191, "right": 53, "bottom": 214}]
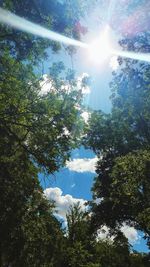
[
  {"left": 88, "top": 25, "right": 112, "bottom": 64},
  {"left": 104, "top": 0, "right": 150, "bottom": 64},
  {"left": 0, "top": 7, "right": 150, "bottom": 64},
  {"left": 106, "top": 0, "right": 117, "bottom": 23},
  {"left": 0, "top": 7, "right": 88, "bottom": 49},
  {"left": 113, "top": 49, "right": 150, "bottom": 63}
]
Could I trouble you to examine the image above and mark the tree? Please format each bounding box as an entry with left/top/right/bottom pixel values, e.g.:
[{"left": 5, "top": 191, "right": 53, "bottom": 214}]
[
  {"left": 0, "top": 145, "right": 65, "bottom": 267},
  {"left": 0, "top": 0, "right": 90, "bottom": 63},
  {"left": 62, "top": 203, "right": 95, "bottom": 267},
  {"left": 93, "top": 233, "right": 130, "bottom": 267},
  {"left": 110, "top": 150, "right": 150, "bottom": 243},
  {"left": 0, "top": 2, "right": 89, "bottom": 264},
  {"left": 130, "top": 252, "right": 150, "bottom": 267},
  {"left": 84, "top": 32, "right": 150, "bottom": 248},
  {"left": 66, "top": 203, "right": 90, "bottom": 244},
  {"left": 0, "top": 53, "right": 84, "bottom": 174},
  {"left": 0, "top": 51, "right": 85, "bottom": 265},
  {"left": 0, "top": 149, "right": 38, "bottom": 266},
  {"left": 18, "top": 187, "right": 63, "bottom": 267}
]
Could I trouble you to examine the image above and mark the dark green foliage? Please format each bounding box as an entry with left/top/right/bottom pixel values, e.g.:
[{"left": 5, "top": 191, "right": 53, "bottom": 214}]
[
  {"left": 84, "top": 32, "right": 150, "bottom": 250},
  {"left": 62, "top": 204, "right": 94, "bottom": 267},
  {"left": 0, "top": 0, "right": 149, "bottom": 265},
  {"left": 0, "top": 146, "right": 64, "bottom": 266},
  {"left": 62, "top": 204, "right": 134, "bottom": 267},
  {"left": 0, "top": 40, "right": 84, "bottom": 267},
  {"left": 93, "top": 233, "right": 130, "bottom": 267},
  {"left": 110, "top": 151, "right": 150, "bottom": 234},
  {"left": 0, "top": 53, "right": 84, "bottom": 174},
  {"left": 0, "top": 0, "right": 90, "bottom": 63},
  {"left": 0, "top": 1, "right": 88, "bottom": 265}
]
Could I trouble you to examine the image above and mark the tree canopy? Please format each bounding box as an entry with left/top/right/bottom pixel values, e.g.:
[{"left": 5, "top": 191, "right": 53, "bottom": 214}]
[
  {"left": 0, "top": 0, "right": 150, "bottom": 266},
  {"left": 84, "top": 32, "right": 150, "bottom": 249}
]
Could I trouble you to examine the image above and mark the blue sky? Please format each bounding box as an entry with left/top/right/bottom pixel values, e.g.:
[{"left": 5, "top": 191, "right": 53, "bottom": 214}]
[
  {"left": 39, "top": 0, "right": 149, "bottom": 253},
  {"left": 40, "top": 53, "right": 149, "bottom": 252},
  {"left": 0, "top": 0, "right": 148, "bottom": 256},
  {"left": 40, "top": 146, "right": 95, "bottom": 200}
]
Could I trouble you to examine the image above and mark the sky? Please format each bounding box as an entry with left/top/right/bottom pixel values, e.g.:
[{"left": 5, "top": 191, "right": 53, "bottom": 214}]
[{"left": 39, "top": 0, "right": 149, "bottom": 253}]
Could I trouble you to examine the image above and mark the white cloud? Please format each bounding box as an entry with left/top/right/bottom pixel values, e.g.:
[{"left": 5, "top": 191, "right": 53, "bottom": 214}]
[
  {"left": 66, "top": 157, "right": 98, "bottom": 173},
  {"left": 76, "top": 73, "right": 91, "bottom": 95},
  {"left": 44, "top": 187, "right": 86, "bottom": 220},
  {"left": 39, "top": 74, "right": 54, "bottom": 95},
  {"left": 81, "top": 73, "right": 89, "bottom": 79},
  {"left": 82, "top": 86, "right": 91, "bottom": 95},
  {"left": 62, "top": 127, "right": 70, "bottom": 136},
  {"left": 97, "top": 224, "right": 140, "bottom": 244},
  {"left": 121, "top": 224, "right": 140, "bottom": 244},
  {"left": 39, "top": 73, "right": 91, "bottom": 96},
  {"left": 61, "top": 84, "right": 71, "bottom": 93},
  {"left": 109, "top": 56, "right": 119, "bottom": 71},
  {"left": 44, "top": 188, "right": 139, "bottom": 245},
  {"left": 81, "top": 111, "right": 90, "bottom": 124},
  {"left": 56, "top": 127, "right": 71, "bottom": 141},
  {"left": 93, "top": 198, "right": 102, "bottom": 205},
  {"left": 97, "top": 226, "right": 113, "bottom": 241}
]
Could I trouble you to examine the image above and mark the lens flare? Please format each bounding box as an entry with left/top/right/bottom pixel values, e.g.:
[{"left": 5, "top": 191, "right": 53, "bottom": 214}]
[
  {"left": 0, "top": 7, "right": 88, "bottom": 49},
  {"left": 113, "top": 49, "right": 150, "bottom": 63},
  {"left": 87, "top": 22, "right": 150, "bottom": 66},
  {"left": 106, "top": 0, "right": 117, "bottom": 23},
  {"left": 0, "top": 7, "right": 150, "bottom": 65},
  {"left": 88, "top": 25, "right": 112, "bottom": 64}
]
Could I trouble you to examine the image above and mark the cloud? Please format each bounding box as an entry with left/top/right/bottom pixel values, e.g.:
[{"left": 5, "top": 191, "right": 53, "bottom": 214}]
[
  {"left": 66, "top": 157, "right": 98, "bottom": 173},
  {"left": 93, "top": 198, "right": 102, "bottom": 205},
  {"left": 97, "top": 226, "right": 112, "bottom": 241},
  {"left": 44, "top": 188, "right": 139, "bottom": 245},
  {"left": 76, "top": 73, "right": 91, "bottom": 95},
  {"left": 109, "top": 56, "right": 119, "bottom": 71},
  {"left": 82, "top": 86, "right": 91, "bottom": 95},
  {"left": 39, "top": 73, "right": 91, "bottom": 96},
  {"left": 81, "top": 111, "right": 90, "bottom": 124},
  {"left": 121, "top": 224, "right": 140, "bottom": 244},
  {"left": 39, "top": 74, "right": 54, "bottom": 95},
  {"left": 61, "top": 84, "right": 71, "bottom": 93},
  {"left": 44, "top": 187, "right": 86, "bottom": 220},
  {"left": 97, "top": 224, "right": 140, "bottom": 244}
]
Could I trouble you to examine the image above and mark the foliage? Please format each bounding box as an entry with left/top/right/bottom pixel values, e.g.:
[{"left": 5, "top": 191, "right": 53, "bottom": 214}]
[
  {"left": 84, "top": 32, "right": 150, "bottom": 249},
  {"left": 62, "top": 204, "right": 94, "bottom": 267},
  {"left": 0, "top": 0, "right": 91, "bottom": 63},
  {"left": 0, "top": 53, "right": 84, "bottom": 174},
  {"left": 0, "top": 0, "right": 149, "bottom": 265},
  {"left": 110, "top": 150, "right": 150, "bottom": 234},
  {"left": 0, "top": 147, "right": 64, "bottom": 266},
  {"left": 0, "top": 1, "right": 88, "bottom": 265},
  {"left": 0, "top": 45, "right": 84, "bottom": 266}
]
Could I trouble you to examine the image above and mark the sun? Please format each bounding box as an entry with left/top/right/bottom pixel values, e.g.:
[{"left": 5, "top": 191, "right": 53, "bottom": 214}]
[{"left": 88, "top": 25, "right": 113, "bottom": 65}]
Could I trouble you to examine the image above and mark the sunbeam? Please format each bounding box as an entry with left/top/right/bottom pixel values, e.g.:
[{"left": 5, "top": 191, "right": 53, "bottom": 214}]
[
  {"left": 88, "top": 25, "right": 112, "bottom": 64},
  {"left": 0, "top": 7, "right": 88, "bottom": 49},
  {"left": 0, "top": 7, "right": 150, "bottom": 65},
  {"left": 106, "top": 0, "right": 117, "bottom": 23},
  {"left": 113, "top": 49, "right": 150, "bottom": 63}
]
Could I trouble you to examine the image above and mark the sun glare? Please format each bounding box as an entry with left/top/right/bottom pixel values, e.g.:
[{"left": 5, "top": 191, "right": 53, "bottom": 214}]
[{"left": 88, "top": 25, "right": 113, "bottom": 65}]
